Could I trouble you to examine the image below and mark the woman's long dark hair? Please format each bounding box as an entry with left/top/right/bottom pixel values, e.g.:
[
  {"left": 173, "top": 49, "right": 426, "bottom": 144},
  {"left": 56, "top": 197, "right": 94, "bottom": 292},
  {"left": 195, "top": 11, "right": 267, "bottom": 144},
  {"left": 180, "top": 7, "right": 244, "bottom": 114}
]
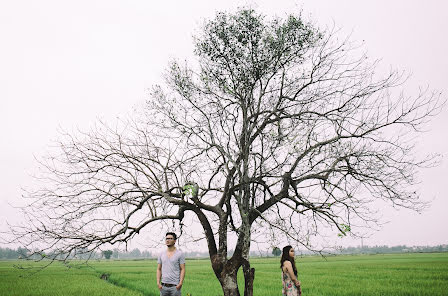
[{"left": 280, "top": 245, "right": 297, "bottom": 276}]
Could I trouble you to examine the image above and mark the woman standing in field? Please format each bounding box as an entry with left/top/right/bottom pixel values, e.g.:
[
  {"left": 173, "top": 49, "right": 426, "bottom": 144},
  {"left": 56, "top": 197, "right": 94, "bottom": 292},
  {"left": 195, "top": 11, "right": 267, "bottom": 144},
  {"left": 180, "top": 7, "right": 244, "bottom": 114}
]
[{"left": 281, "top": 245, "right": 302, "bottom": 296}]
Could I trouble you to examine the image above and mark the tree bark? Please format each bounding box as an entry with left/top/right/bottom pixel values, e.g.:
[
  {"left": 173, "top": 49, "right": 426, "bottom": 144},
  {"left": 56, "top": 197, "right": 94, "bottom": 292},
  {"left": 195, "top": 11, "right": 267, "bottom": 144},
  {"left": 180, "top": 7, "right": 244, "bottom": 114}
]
[
  {"left": 221, "top": 274, "right": 240, "bottom": 296},
  {"left": 211, "top": 240, "right": 256, "bottom": 296},
  {"left": 215, "top": 258, "right": 255, "bottom": 296},
  {"left": 242, "top": 259, "right": 255, "bottom": 296},
  {"left": 219, "top": 261, "right": 241, "bottom": 296}
]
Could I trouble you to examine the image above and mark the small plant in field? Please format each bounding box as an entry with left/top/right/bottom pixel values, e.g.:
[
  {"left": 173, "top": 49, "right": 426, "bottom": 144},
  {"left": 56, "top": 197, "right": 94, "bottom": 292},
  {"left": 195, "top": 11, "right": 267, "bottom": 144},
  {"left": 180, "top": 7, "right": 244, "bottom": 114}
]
[{"left": 100, "top": 273, "right": 110, "bottom": 280}]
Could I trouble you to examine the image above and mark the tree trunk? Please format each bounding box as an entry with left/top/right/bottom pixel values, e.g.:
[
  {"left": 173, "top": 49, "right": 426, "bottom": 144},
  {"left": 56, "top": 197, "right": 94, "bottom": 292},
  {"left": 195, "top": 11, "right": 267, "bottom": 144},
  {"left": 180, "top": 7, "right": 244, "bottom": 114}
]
[
  {"left": 213, "top": 255, "right": 256, "bottom": 296},
  {"left": 213, "top": 256, "right": 243, "bottom": 296},
  {"left": 220, "top": 272, "right": 240, "bottom": 296},
  {"left": 242, "top": 259, "right": 255, "bottom": 296}
]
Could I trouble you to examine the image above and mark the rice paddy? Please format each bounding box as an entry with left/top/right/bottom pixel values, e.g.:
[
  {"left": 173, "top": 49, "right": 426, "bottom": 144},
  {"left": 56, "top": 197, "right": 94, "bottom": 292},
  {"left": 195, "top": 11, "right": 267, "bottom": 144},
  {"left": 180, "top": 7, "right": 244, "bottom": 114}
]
[{"left": 1, "top": 252, "right": 447, "bottom": 295}]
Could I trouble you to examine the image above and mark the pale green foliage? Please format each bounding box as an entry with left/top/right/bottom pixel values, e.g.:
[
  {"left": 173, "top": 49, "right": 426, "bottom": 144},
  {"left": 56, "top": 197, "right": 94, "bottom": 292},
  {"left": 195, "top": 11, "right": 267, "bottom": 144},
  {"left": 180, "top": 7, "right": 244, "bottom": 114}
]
[
  {"left": 182, "top": 182, "right": 199, "bottom": 198},
  {"left": 194, "top": 9, "right": 319, "bottom": 95},
  {"left": 337, "top": 224, "right": 351, "bottom": 237}
]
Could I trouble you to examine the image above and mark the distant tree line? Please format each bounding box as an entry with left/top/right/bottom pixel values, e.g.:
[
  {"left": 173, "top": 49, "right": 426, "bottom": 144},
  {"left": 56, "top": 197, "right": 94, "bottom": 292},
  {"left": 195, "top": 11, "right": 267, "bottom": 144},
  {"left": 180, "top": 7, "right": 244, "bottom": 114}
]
[
  {"left": 1, "top": 245, "right": 447, "bottom": 260},
  {"left": 0, "top": 247, "right": 30, "bottom": 259},
  {"left": 0, "top": 247, "right": 211, "bottom": 260},
  {"left": 269, "top": 245, "right": 448, "bottom": 256},
  {"left": 336, "top": 245, "right": 448, "bottom": 255}
]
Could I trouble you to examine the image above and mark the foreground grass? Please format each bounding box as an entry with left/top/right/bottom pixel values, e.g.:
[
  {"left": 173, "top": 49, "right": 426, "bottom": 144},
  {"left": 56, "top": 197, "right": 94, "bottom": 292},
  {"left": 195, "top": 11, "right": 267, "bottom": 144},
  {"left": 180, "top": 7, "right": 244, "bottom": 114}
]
[
  {"left": 0, "top": 261, "right": 142, "bottom": 296},
  {"left": 1, "top": 253, "right": 448, "bottom": 295},
  {"left": 292, "top": 253, "right": 448, "bottom": 295}
]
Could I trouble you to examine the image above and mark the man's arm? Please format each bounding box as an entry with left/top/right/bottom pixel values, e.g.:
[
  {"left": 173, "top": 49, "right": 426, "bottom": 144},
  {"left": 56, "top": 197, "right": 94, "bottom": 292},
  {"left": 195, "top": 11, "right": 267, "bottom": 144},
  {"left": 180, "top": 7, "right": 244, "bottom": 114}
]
[
  {"left": 176, "top": 263, "right": 185, "bottom": 290},
  {"left": 157, "top": 263, "right": 163, "bottom": 290}
]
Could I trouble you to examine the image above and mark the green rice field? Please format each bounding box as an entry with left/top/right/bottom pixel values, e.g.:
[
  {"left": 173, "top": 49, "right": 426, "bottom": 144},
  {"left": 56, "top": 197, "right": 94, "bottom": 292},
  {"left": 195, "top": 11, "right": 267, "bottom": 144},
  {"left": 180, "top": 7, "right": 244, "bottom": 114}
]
[{"left": 1, "top": 253, "right": 447, "bottom": 295}]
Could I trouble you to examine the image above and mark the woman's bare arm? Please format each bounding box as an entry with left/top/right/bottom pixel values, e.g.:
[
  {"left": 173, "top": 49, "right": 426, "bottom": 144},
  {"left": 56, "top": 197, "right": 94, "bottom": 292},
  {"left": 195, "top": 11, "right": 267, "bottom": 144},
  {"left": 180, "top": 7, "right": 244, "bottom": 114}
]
[{"left": 283, "top": 261, "right": 300, "bottom": 286}]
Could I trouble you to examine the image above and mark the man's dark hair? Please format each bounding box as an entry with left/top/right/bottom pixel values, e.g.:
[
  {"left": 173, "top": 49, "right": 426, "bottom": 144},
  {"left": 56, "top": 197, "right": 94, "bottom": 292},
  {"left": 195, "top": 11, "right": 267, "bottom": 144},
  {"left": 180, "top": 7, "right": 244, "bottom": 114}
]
[{"left": 166, "top": 232, "right": 177, "bottom": 240}]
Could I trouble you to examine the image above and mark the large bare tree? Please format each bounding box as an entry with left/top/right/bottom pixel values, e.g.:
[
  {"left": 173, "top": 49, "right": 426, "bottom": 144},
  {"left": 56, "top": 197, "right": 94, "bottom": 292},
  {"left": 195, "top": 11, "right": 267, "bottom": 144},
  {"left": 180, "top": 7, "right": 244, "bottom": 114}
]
[{"left": 8, "top": 9, "right": 443, "bottom": 296}]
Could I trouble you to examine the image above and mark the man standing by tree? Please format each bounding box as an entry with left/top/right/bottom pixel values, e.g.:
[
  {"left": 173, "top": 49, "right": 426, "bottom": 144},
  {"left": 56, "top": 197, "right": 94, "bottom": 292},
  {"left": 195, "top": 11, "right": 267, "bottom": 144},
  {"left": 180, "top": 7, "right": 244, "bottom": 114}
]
[{"left": 157, "top": 232, "right": 186, "bottom": 296}]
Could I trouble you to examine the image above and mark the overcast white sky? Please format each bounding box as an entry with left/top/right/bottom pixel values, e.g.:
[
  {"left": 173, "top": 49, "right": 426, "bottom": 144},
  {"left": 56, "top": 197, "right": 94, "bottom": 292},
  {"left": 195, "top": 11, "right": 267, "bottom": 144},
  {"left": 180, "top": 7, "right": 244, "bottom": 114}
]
[{"left": 1, "top": 0, "right": 447, "bottom": 251}]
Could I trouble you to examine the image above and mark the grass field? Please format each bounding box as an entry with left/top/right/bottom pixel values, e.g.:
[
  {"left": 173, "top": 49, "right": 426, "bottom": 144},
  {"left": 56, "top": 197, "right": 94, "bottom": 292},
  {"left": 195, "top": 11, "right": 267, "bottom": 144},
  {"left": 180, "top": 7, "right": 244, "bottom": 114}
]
[{"left": 1, "top": 253, "right": 447, "bottom": 295}]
